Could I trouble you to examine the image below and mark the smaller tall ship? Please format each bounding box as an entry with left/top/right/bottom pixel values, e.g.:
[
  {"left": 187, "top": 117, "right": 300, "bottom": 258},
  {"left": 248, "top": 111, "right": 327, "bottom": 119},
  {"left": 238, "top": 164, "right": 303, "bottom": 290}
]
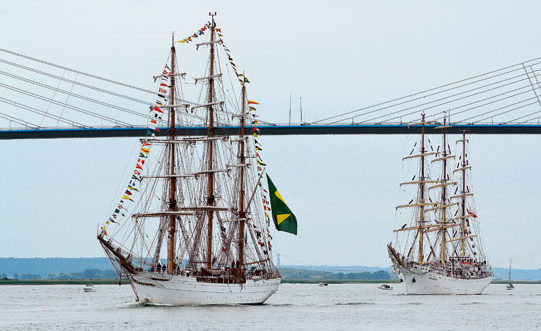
[
  {"left": 97, "top": 13, "right": 297, "bottom": 305},
  {"left": 388, "top": 114, "right": 493, "bottom": 294}
]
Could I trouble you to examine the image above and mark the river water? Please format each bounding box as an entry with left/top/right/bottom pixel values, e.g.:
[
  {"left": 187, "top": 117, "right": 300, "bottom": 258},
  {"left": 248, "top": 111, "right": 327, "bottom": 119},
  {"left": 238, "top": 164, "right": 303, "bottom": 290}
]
[{"left": 0, "top": 283, "right": 539, "bottom": 330}]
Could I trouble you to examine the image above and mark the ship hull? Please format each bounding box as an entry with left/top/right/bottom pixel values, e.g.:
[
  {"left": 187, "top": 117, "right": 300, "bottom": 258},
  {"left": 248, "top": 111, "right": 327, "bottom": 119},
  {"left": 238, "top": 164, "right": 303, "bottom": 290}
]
[
  {"left": 397, "top": 267, "right": 492, "bottom": 295},
  {"left": 128, "top": 273, "right": 281, "bottom": 305}
]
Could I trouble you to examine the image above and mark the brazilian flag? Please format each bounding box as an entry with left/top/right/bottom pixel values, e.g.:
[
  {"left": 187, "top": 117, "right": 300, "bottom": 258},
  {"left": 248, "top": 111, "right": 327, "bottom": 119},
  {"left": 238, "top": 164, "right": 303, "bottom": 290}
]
[{"left": 266, "top": 174, "right": 297, "bottom": 235}]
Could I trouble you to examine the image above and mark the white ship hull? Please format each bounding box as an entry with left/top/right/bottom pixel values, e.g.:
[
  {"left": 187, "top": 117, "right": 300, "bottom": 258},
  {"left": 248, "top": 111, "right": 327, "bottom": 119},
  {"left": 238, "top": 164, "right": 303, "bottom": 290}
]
[
  {"left": 128, "top": 272, "right": 280, "bottom": 305},
  {"left": 397, "top": 267, "right": 492, "bottom": 295}
]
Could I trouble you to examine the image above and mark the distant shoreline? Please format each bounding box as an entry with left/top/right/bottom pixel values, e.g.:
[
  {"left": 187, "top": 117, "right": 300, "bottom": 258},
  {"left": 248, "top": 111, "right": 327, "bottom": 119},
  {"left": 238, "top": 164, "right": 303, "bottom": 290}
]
[{"left": 1, "top": 279, "right": 540, "bottom": 285}]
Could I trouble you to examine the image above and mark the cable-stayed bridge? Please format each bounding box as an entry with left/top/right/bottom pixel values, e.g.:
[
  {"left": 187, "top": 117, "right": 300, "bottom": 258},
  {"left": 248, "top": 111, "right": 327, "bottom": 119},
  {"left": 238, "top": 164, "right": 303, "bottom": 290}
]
[{"left": 1, "top": 47, "right": 541, "bottom": 139}]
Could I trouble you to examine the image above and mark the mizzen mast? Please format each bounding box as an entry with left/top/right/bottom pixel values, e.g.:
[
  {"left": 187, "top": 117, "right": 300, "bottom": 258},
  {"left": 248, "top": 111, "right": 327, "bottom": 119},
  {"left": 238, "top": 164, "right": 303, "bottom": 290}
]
[
  {"left": 206, "top": 13, "right": 217, "bottom": 269},
  {"left": 460, "top": 130, "right": 468, "bottom": 256},
  {"left": 238, "top": 84, "right": 247, "bottom": 268},
  {"left": 167, "top": 35, "right": 178, "bottom": 274}
]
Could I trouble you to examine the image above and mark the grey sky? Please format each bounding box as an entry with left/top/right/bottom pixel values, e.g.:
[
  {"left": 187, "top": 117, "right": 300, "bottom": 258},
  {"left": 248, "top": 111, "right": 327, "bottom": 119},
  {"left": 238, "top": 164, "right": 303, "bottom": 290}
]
[{"left": 1, "top": 0, "right": 540, "bottom": 268}]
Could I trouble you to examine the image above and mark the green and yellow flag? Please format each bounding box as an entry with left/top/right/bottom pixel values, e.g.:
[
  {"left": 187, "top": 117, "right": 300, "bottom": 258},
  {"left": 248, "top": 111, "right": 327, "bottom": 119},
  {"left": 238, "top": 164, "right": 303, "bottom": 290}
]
[{"left": 266, "top": 174, "right": 297, "bottom": 235}]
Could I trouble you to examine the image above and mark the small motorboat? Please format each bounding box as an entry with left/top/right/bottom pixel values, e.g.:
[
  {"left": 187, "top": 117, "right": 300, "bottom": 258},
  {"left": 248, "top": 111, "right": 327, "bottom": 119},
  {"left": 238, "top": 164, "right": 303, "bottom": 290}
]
[
  {"left": 319, "top": 281, "right": 328, "bottom": 287},
  {"left": 83, "top": 283, "right": 95, "bottom": 292},
  {"left": 378, "top": 284, "right": 393, "bottom": 290}
]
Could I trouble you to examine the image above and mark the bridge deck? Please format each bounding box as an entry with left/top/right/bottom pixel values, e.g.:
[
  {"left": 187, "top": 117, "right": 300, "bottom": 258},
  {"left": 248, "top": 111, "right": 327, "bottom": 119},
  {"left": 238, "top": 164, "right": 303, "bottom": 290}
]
[{"left": 0, "top": 124, "right": 540, "bottom": 139}]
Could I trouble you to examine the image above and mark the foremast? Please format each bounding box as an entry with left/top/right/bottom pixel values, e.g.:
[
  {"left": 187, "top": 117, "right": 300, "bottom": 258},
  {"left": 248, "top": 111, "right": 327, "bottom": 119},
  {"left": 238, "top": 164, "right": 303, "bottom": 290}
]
[{"left": 395, "top": 114, "right": 437, "bottom": 265}]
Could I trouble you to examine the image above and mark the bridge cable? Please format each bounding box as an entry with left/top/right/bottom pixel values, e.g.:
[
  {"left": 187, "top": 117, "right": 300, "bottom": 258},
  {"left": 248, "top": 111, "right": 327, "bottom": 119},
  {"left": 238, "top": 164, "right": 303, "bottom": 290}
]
[
  {"left": 0, "top": 97, "right": 85, "bottom": 127},
  {"left": 314, "top": 57, "right": 541, "bottom": 124}
]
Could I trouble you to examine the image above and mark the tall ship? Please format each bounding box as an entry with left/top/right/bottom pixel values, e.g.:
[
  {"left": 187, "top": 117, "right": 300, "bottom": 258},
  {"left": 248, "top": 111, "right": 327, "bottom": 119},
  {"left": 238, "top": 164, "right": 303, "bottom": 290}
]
[
  {"left": 97, "top": 14, "right": 295, "bottom": 305},
  {"left": 387, "top": 114, "right": 492, "bottom": 294}
]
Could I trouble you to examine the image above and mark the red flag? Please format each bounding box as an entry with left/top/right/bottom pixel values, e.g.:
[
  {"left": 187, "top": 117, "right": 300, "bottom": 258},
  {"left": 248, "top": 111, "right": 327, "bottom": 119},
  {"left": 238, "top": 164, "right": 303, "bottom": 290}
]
[
  {"left": 125, "top": 190, "right": 132, "bottom": 195},
  {"left": 154, "top": 106, "right": 163, "bottom": 113},
  {"left": 136, "top": 164, "right": 143, "bottom": 170}
]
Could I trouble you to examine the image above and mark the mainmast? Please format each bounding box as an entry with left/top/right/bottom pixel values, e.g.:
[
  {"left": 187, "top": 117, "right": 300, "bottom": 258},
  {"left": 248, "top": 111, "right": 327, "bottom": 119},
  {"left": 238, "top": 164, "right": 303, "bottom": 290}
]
[
  {"left": 167, "top": 35, "right": 178, "bottom": 274},
  {"left": 206, "top": 13, "right": 217, "bottom": 269},
  {"left": 418, "top": 113, "right": 426, "bottom": 265},
  {"left": 440, "top": 117, "right": 448, "bottom": 265},
  {"left": 238, "top": 85, "right": 247, "bottom": 268},
  {"left": 460, "top": 130, "right": 467, "bottom": 257}
]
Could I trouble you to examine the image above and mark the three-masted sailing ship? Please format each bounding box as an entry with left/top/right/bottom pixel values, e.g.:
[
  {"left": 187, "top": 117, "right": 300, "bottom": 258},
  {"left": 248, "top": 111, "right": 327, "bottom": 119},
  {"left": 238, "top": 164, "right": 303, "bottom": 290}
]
[
  {"left": 97, "top": 14, "right": 281, "bottom": 305},
  {"left": 387, "top": 114, "right": 493, "bottom": 294}
]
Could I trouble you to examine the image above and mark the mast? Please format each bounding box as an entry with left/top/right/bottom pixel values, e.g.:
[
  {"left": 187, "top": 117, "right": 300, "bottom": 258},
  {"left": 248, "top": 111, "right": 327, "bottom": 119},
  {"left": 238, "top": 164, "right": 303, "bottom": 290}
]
[
  {"left": 167, "top": 35, "right": 177, "bottom": 274},
  {"left": 440, "top": 117, "right": 448, "bottom": 265},
  {"left": 206, "top": 13, "right": 217, "bottom": 269},
  {"left": 508, "top": 259, "right": 512, "bottom": 283},
  {"left": 418, "top": 113, "right": 426, "bottom": 265},
  {"left": 460, "top": 130, "right": 467, "bottom": 257},
  {"left": 238, "top": 84, "right": 247, "bottom": 268}
]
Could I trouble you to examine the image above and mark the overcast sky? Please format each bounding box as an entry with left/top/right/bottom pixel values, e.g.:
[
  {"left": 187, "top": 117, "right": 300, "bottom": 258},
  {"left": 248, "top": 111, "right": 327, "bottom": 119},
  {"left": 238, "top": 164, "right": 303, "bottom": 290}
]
[{"left": 1, "top": 0, "right": 541, "bottom": 269}]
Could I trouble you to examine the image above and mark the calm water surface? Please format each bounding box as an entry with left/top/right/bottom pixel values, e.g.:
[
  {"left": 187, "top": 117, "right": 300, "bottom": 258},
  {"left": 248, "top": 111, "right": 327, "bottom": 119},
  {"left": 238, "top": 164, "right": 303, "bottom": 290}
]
[{"left": 0, "top": 283, "right": 540, "bottom": 330}]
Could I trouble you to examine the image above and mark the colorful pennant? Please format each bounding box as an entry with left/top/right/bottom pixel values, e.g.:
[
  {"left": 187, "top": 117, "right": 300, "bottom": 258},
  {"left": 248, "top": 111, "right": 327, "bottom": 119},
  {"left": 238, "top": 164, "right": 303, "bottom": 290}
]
[{"left": 177, "top": 21, "right": 211, "bottom": 44}]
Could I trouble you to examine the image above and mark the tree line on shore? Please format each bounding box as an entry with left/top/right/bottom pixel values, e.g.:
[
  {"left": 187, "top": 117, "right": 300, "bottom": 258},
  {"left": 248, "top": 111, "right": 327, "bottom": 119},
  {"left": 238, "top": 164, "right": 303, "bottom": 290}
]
[
  {"left": 0, "top": 268, "right": 392, "bottom": 281},
  {"left": 0, "top": 268, "right": 117, "bottom": 280}
]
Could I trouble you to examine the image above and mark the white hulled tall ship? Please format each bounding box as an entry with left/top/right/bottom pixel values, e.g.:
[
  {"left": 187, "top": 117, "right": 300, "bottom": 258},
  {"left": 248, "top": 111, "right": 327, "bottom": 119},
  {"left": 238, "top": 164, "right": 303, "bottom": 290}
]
[
  {"left": 388, "top": 114, "right": 492, "bottom": 294},
  {"left": 97, "top": 14, "right": 281, "bottom": 305}
]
